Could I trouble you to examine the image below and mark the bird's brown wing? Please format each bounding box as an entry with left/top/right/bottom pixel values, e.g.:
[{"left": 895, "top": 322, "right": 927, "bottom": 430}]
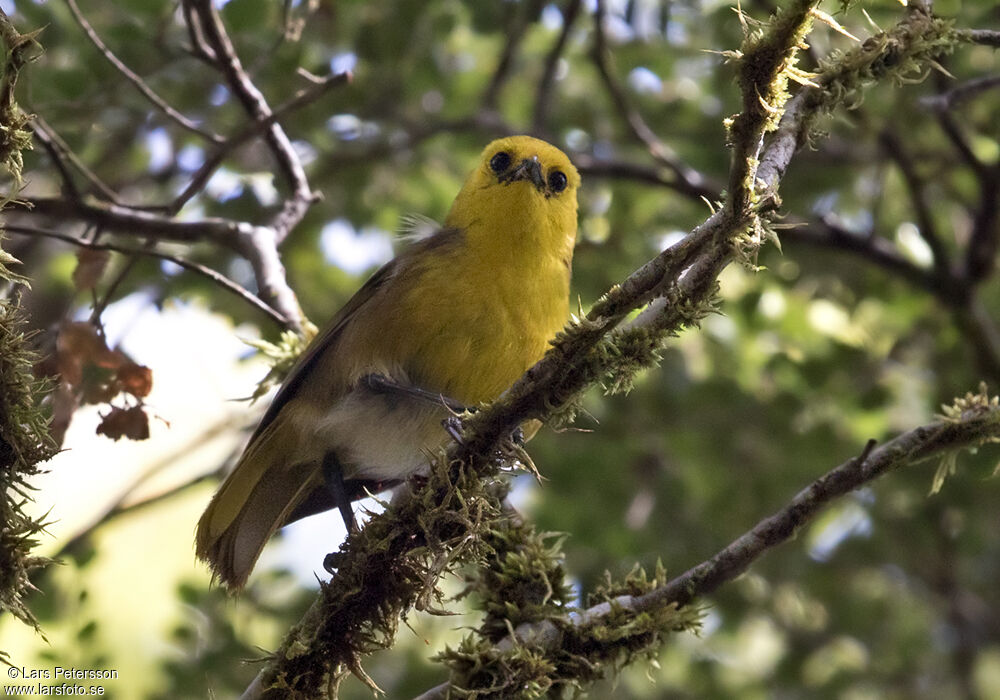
[{"left": 195, "top": 228, "right": 462, "bottom": 588}]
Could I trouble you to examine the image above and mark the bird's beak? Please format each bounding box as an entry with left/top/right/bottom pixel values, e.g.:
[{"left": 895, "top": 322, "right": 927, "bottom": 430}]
[{"left": 504, "top": 156, "right": 545, "bottom": 191}]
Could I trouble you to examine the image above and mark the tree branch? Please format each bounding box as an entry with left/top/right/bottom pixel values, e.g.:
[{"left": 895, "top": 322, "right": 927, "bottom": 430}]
[
  {"left": 9, "top": 199, "right": 303, "bottom": 329},
  {"left": 64, "top": 0, "right": 222, "bottom": 143},
  {"left": 963, "top": 162, "right": 1000, "bottom": 284},
  {"left": 781, "top": 214, "right": 940, "bottom": 292},
  {"left": 56, "top": 416, "right": 241, "bottom": 558},
  {"left": 929, "top": 93, "right": 987, "bottom": 178},
  {"left": 531, "top": 0, "right": 582, "bottom": 133},
  {"left": 481, "top": 0, "right": 543, "bottom": 111},
  {"left": 590, "top": 0, "right": 718, "bottom": 201},
  {"left": 29, "top": 118, "right": 81, "bottom": 199},
  {"left": 3, "top": 224, "right": 287, "bottom": 326},
  {"left": 574, "top": 152, "right": 721, "bottom": 202},
  {"left": 415, "top": 402, "right": 1000, "bottom": 699},
  {"left": 17, "top": 196, "right": 254, "bottom": 245},
  {"left": 958, "top": 29, "right": 1000, "bottom": 47},
  {"left": 879, "top": 128, "right": 951, "bottom": 275},
  {"left": 922, "top": 74, "right": 1000, "bottom": 111},
  {"left": 169, "top": 69, "right": 351, "bottom": 214},
  {"left": 187, "top": 0, "right": 316, "bottom": 243}
]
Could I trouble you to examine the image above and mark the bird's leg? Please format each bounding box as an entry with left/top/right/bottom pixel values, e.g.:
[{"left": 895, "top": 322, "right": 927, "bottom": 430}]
[
  {"left": 360, "top": 373, "right": 468, "bottom": 413},
  {"left": 321, "top": 451, "right": 357, "bottom": 533}
]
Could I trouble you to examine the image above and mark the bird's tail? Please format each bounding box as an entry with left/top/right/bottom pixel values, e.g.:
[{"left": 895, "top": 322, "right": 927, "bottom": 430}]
[{"left": 195, "top": 414, "right": 321, "bottom": 589}]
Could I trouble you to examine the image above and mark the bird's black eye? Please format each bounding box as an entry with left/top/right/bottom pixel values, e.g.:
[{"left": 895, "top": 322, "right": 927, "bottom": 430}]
[
  {"left": 548, "top": 170, "right": 568, "bottom": 193},
  {"left": 490, "top": 151, "right": 512, "bottom": 173}
]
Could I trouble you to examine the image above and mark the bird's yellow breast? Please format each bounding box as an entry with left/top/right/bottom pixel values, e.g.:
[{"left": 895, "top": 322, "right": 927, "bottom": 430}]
[
  {"left": 388, "top": 136, "right": 577, "bottom": 403},
  {"left": 397, "top": 227, "right": 570, "bottom": 404}
]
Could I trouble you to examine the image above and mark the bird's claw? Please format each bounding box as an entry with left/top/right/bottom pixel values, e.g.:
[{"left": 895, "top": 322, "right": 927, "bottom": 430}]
[
  {"left": 443, "top": 415, "right": 465, "bottom": 444},
  {"left": 324, "top": 551, "right": 346, "bottom": 575},
  {"left": 510, "top": 425, "right": 525, "bottom": 446}
]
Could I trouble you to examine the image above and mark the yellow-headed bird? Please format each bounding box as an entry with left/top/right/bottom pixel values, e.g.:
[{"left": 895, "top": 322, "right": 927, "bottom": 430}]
[{"left": 196, "top": 135, "right": 579, "bottom": 589}]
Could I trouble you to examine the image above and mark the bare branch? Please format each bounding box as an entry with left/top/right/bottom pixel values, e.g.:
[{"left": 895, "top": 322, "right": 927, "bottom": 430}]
[
  {"left": 781, "top": 210, "right": 1000, "bottom": 383},
  {"left": 958, "top": 29, "right": 1000, "bottom": 47},
  {"left": 964, "top": 164, "right": 1000, "bottom": 284},
  {"left": 180, "top": 0, "right": 217, "bottom": 64},
  {"left": 532, "top": 0, "right": 582, "bottom": 133},
  {"left": 925, "top": 71, "right": 989, "bottom": 179},
  {"left": 879, "top": 129, "right": 951, "bottom": 274},
  {"left": 782, "top": 214, "right": 941, "bottom": 293},
  {"left": 170, "top": 70, "right": 351, "bottom": 214},
  {"left": 55, "top": 417, "right": 241, "bottom": 557},
  {"left": 10, "top": 199, "right": 303, "bottom": 329},
  {"left": 30, "top": 116, "right": 121, "bottom": 203},
  {"left": 590, "top": 0, "right": 718, "bottom": 200},
  {"left": 90, "top": 250, "right": 141, "bottom": 324},
  {"left": 18, "top": 196, "right": 254, "bottom": 245},
  {"left": 481, "top": 0, "right": 543, "bottom": 111},
  {"left": 187, "top": 0, "right": 315, "bottom": 243},
  {"left": 29, "top": 119, "right": 80, "bottom": 199},
  {"left": 308, "top": 114, "right": 509, "bottom": 182},
  {"left": 3, "top": 224, "right": 287, "bottom": 326},
  {"left": 574, "top": 153, "right": 721, "bottom": 202},
  {"left": 922, "top": 74, "right": 1000, "bottom": 111},
  {"left": 64, "top": 0, "right": 223, "bottom": 143},
  {"left": 955, "top": 299, "right": 1000, "bottom": 383}
]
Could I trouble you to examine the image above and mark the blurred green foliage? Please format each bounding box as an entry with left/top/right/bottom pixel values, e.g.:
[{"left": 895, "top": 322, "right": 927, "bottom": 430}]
[{"left": 3, "top": 0, "right": 1000, "bottom": 697}]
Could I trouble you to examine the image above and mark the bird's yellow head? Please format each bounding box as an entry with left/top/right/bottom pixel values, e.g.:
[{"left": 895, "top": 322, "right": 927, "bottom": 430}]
[{"left": 445, "top": 135, "right": 580, "bottom": 262}]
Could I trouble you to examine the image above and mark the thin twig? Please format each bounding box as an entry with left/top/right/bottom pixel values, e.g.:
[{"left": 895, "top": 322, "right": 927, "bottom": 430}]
[
  {"left": 308, "top": 114, "right": 507, "bottom": 183},
  {"left": 30, "top": 120, "right": 80, "bottom": 198},
  {"left": 532, "top": 0, "right": 582, "bottom": 133},
  {"left": 964, "top": 163, "right": 1000, "bottom": 284},
  {"left": 574, "top": 153, "right": 720, "bottom": 202},
  {"left": 958, "top": 29, "right": 1000, "bottom": 47},
  {"left": 64, "top": 0, "right": 223, "bottom": 143},
  {"left": 3, "top": 224, "right": 287, "bottom": 326},
  {"left": 15, "top": 196, "right": 305, "bottom": 330},
  {"left": 30, "top": 116, "right": 122, "bottom": 203},
  {"left": 180, "top": 0, "right": 216, "bottom": 64},
  {"left": 879, "top": 129, "right": 950, "bottom": 274},
  {"left": 481, "top": 0, "right": 543, "bottom": 111},
  {"left": 921, "top": 74, "right": 1000, "bottom": 111},
  {"left": 169, "top": 70, "right": 351, "bottom": 215},
  {"left": 783, "top": 214, "right": 940, "bottom": 293},
  {"left": 954, "top": 299, "right": 1000, "bottom": 383},
  {"left": 90, "top": 250, "right": 141, "bottom": 323},
  {"left": 932, "top": 104, "right": 987, "bottom": 179},
  {"left": 56, "top": 417, "right": 242, "bottom": 557},
  {"left": 591, "top": 0, "right": 716, "bottom": 198},
  {"left": 18, "top": 196, "right": 255, "bottom": 244}
]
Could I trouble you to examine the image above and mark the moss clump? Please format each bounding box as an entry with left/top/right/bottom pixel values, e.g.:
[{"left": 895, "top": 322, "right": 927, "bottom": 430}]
[
  {"left": 0, "top": 17, "right": 56, "bottom": 645},
  {"left": 439, "top": 550, "right": 701, "bottom": 698}
]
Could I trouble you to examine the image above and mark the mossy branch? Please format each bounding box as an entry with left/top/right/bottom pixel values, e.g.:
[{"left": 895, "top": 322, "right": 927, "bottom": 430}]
[
  {"left": 0, "top": 9, "right": 57, "bottom": 646},
  {"left": 415, "top": 387, "right": 1000, "bottom": 698},
  {"left": 245, "top": 4, "right": 971, "bottom": 697},
  {"left": 725, "top": 0, "right": 818, "bottom": 216},
  {"left": 0, "top": 9, "right": 38, "bottom": 204}
]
